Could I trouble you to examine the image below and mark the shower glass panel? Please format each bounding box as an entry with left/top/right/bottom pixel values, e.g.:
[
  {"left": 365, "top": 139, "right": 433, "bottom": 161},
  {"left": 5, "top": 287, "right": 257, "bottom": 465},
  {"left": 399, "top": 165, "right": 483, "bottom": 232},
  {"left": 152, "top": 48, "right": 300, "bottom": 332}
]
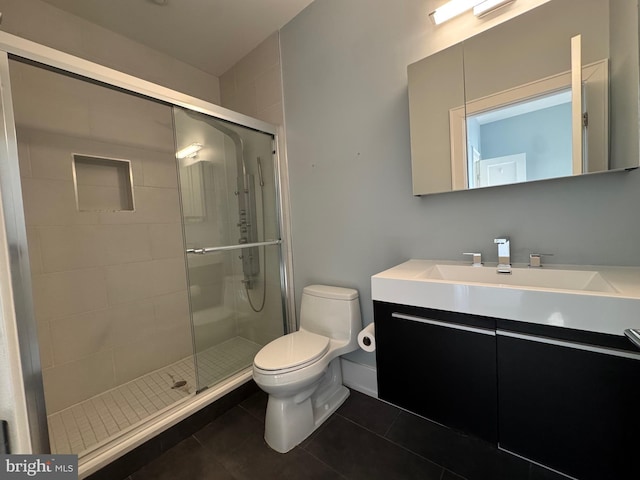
[
  {"left": 173, "top": 107, "right": 285, "bottom": 391},
  {"left": 9, "top": 58, "right": 196, "bottom": 455}
]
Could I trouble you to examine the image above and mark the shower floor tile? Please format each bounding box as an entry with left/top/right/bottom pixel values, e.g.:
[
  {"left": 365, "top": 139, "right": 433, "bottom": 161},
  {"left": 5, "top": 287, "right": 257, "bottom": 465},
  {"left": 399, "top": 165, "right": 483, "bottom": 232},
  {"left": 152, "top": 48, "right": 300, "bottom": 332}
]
[
  {"left": 196, "top": 335, "right": 264, "bottom": 387},
  {"left": 47, "top": 336, "right": 262, "bottom": 456}
]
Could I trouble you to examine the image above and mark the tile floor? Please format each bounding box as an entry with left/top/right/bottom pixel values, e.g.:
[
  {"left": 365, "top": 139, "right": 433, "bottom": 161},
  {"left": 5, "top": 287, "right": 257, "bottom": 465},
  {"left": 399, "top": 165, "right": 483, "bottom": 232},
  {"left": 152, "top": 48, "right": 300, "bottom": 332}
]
[
  {"left": 123, "top": 388, "right": 568, "bottom": 480},
  {"left": 48, "top": 337, "right": 261, "bottom": 455}
]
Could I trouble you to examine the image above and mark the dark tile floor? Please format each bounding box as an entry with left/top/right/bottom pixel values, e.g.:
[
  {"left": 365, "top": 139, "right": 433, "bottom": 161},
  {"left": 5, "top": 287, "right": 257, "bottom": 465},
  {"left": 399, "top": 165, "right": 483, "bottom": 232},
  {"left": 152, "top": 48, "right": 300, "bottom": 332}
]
[{"left": 125, "top": 389, "right": 568, "bottom": 480}]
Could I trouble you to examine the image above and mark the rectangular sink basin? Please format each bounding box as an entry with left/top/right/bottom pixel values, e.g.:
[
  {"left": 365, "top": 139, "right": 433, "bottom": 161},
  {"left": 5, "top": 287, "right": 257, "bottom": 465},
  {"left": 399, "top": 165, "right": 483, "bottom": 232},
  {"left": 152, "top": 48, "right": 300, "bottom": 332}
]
[
  {"left": 422, "top": 264, "right": 618, "bottom": 293},
  {"left": 371, "top": 259, "right": 640, "bottom": 336}
]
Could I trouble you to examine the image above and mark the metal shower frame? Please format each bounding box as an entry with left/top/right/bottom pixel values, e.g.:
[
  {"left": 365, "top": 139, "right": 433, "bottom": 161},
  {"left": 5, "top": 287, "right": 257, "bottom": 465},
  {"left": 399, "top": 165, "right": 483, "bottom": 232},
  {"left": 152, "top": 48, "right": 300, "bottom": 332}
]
[{"left": 0, "top": 30, "right": 296, "bottom": 455}]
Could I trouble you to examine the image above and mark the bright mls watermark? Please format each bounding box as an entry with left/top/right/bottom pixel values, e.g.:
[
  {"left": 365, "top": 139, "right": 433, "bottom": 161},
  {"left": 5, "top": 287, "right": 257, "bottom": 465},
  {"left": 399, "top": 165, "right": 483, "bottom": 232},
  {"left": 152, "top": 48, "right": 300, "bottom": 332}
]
[{"left": 0, "top": 455, "right": 77, "bottom": 479}]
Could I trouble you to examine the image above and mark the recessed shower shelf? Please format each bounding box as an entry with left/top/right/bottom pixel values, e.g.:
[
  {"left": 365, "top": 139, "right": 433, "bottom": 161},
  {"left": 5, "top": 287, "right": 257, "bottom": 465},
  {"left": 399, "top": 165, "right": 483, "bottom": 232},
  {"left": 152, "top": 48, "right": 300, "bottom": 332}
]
[{"left": 73, "top": 154, "right": 135, "bottom": 212}]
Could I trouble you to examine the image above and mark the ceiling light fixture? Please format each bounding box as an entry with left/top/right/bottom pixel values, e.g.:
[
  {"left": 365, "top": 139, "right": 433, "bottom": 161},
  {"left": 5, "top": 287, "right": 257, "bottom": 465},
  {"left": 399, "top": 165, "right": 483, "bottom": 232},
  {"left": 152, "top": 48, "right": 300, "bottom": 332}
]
[
  {"left": 176, "top": 143, "right": 203, "bottom": 159},
  {"left": 473, "top": 0, "right": 516, "bottom": 17}
]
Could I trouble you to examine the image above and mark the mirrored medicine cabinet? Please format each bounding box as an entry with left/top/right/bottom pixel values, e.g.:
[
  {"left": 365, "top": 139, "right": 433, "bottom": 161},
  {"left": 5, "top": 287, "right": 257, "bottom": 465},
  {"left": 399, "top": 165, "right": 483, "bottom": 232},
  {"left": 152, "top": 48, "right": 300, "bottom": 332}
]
[{"left": 408, "top": 0, "right": 640, "bottom": 195}]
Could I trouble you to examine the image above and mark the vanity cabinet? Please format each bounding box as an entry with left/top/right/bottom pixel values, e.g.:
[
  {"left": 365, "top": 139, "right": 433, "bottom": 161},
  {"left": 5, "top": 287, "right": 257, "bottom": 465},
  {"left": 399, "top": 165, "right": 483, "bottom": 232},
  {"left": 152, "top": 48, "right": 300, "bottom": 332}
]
[
  {"left": 374, "top": 302, "right": 498, "bottom": 444},
  {"left": 374, "top": 301, "right": 640, "bottom": 479},
  {"left": 497, "top": 324, "right": 640, "bottom": 480}
]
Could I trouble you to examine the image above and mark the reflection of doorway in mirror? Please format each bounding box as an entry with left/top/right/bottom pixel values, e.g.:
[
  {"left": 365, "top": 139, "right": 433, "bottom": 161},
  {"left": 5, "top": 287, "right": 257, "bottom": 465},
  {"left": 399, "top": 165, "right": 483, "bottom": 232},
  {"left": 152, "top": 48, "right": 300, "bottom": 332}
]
[
  {"left": 477, "top": 153, "right": 527, "bottom": 187},
  {"left": 470, "top": 89, "right": 572, "bottom": 185},
  {"left": 449, "top": 59, "right": 609, "bottom": 190},
  {"left": 469, "top": 147, "right": 481, "bottom": 188}
]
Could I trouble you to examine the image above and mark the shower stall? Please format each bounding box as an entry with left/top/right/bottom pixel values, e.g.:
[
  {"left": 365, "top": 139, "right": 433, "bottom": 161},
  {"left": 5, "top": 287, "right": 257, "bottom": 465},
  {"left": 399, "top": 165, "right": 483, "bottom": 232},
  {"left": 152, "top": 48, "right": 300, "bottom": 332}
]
[{"left": 0, "top": 32, "right": 292, "bottom": 476}]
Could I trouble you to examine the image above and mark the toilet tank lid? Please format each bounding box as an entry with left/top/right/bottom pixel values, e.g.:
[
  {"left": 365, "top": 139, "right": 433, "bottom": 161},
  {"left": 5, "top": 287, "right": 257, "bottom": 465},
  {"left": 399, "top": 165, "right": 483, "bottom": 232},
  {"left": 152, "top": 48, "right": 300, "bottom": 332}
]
[{"left": 303, "top": 285, "right": 359, "bottom": 301}]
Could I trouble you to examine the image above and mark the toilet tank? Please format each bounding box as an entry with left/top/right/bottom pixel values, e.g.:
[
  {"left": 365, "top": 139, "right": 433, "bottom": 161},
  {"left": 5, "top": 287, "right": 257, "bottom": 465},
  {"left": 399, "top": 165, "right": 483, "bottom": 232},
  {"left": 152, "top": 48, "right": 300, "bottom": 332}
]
[{"left": 300, "top": 285, "right": 361, "bottom": 342}]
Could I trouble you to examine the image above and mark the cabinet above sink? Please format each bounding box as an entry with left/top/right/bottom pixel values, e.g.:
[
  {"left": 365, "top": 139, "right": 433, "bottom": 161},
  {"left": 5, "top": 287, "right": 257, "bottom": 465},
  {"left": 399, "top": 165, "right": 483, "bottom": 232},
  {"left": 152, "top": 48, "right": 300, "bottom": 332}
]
[{"left": 371, "top": 259, "right": 640, "bottom": 336}]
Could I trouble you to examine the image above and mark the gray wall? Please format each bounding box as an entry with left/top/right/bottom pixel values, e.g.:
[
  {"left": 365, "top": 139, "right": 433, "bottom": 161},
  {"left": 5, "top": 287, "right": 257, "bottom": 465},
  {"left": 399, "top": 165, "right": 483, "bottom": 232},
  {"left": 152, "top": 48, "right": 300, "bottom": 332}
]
[{"left": 281, "top": 0, "right": 640, "bottom": 367}]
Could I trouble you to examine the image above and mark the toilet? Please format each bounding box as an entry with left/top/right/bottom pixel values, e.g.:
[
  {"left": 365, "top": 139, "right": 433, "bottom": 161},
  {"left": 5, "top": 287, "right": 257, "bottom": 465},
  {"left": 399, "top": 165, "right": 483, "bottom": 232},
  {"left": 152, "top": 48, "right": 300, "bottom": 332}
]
[{"left": 252, "top": 284, "right": 361, "bottom": 453}]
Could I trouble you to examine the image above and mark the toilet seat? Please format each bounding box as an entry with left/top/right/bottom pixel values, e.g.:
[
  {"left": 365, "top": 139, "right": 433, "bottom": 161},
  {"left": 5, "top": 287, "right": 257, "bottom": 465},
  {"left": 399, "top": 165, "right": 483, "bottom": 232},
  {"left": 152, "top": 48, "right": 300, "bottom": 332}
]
[{"left": 254, "top": 331, "right": 330, "bottom": 373}]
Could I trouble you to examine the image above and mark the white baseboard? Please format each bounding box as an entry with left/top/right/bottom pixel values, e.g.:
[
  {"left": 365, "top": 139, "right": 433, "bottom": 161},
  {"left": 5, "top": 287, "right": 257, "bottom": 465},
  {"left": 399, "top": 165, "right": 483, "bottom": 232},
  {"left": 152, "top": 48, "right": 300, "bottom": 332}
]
[{"left": 340, "top": 358, "right": 378, "bottom": 398}]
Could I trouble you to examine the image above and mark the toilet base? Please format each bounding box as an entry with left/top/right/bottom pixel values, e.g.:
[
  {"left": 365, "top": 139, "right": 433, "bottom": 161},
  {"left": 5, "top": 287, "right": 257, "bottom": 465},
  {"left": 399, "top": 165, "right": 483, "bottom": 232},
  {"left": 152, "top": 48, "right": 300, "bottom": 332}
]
[{"left": 264, "top": 358, "right": 349, "bottom": 453}]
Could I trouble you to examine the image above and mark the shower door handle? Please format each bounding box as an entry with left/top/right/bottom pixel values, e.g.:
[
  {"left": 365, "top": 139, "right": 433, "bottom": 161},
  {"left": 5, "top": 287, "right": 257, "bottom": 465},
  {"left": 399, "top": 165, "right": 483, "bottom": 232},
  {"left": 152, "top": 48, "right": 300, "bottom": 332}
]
[{"left": 185, "top": 240, "right": 281, "bottom": 255}]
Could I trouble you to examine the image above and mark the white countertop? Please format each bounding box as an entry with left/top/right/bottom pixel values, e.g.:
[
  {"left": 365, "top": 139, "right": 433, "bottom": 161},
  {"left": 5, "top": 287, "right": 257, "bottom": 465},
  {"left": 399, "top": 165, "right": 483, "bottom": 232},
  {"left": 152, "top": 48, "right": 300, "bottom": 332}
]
[{"left": 371, "top": 259, "right": 640, "bottom": 336}]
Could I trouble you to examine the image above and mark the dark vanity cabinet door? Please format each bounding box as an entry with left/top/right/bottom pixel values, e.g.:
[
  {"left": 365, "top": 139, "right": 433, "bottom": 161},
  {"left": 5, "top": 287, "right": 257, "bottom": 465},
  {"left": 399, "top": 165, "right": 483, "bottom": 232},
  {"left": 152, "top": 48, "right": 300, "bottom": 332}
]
[
  {"left": 497, "top": 333, "right": 640, "bottom": 480},
  {"left": 374, "top": 302, "right": 498, "bottom": 444}
]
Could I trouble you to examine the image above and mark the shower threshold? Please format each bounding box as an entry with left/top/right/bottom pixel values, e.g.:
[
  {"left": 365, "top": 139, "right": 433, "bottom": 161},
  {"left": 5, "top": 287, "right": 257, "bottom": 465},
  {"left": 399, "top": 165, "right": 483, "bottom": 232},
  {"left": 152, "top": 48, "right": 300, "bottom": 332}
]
[{"left": 47, "top": 336, "right": 262, "bottom": 456}]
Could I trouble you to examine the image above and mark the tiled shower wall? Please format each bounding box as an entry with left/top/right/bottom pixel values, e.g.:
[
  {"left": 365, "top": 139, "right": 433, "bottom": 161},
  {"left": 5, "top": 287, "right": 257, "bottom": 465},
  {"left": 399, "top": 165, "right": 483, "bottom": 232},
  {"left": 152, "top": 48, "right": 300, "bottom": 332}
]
[
  {"left": 220, "top": 32, "right": 291, "bottom": 343},
  {"left": 0, "top": 0, "right": 220, "bottom": 104},
  {"left": 220, "top": 32, "right": 284, "bottom": 126},
  {"left": 11, "top": 60, "right": 193, "bottom": 414}
]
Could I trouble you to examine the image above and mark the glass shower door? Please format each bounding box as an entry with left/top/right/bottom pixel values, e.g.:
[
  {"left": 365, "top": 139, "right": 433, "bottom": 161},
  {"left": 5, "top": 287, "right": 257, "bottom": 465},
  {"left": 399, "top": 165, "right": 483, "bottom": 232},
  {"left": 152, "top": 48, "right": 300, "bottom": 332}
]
[
  {"left": 173, "top": 107, "right": 285, "bottom": 391},
  {"left": 7, "top": 57, "right": 197, "bottom": 455}
]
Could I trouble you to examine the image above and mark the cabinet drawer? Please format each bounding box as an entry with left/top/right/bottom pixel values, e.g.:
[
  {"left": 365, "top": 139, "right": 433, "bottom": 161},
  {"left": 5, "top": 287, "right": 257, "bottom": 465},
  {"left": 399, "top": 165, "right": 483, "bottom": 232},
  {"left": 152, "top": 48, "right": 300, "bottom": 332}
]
[
  {"left": 375, "top": 303, "right": 497, "bottom": 443},
  {"left": 497, "top": 332, "right": 640, "bottom": 480}
]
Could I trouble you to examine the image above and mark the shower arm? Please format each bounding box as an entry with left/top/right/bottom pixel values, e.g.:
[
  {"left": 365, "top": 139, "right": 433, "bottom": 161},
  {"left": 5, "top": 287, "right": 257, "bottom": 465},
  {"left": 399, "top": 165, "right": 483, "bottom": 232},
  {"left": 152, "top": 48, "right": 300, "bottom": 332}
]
[
  {"left": 208, "top": 123, "right": 254, "bottom": 242},
  {"left": 204, "top": 120, "right": 248, "bottom": 197},
  {"left": 183, "top": 111, "right": 249, "bottom": 200}
]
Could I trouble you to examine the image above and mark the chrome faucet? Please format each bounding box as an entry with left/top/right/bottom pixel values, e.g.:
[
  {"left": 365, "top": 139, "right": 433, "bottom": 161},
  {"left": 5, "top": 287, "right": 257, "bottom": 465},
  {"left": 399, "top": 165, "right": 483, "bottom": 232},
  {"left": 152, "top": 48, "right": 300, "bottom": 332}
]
[{"left": 494, "top": 237, "right": 511, "bottom": 274}]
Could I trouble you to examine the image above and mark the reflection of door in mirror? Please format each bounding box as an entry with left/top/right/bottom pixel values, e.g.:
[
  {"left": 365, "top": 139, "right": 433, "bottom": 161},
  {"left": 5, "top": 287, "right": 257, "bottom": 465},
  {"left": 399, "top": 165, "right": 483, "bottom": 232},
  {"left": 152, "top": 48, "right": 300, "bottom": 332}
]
[
  {"left": 476, "top": 153, "right": 526, "bottom": 188},
  {"left": 466, "top": 90, "right": 570, "bottom": 188},
  {"left": 450, "top": 60, "right": 608, "bottom": 189}
]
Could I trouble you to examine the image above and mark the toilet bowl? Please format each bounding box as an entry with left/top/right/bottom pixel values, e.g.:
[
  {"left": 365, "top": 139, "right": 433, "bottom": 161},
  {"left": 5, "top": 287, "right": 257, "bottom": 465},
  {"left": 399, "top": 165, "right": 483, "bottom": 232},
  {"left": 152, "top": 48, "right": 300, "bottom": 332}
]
[{"left": 252, "top": 285, "right": 361, "bottom": 453}]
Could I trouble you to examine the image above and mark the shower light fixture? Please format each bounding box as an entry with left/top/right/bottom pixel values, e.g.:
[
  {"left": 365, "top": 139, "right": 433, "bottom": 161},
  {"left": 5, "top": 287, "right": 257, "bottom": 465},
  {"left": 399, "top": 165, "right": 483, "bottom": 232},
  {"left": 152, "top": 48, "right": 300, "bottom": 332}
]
[
  {"left": 429, "top": 0, "right": 515, "bottom": 25},
  {"left": 176, "top": 143, "right": 203, "bottom": 159},
  {"left": 473, "top": 0, "right": 516, "bottom": 17}
]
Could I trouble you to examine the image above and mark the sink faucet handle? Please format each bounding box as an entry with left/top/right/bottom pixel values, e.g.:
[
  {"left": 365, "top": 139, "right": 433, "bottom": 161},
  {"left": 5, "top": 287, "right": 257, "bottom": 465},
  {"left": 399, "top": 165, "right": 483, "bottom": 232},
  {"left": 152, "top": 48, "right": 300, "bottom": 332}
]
[
  {"left": 529, "top": 253, "right": 553, "bottom": 268},
  {"left": 463, "top": 252, "right": 483, "bottom": 267}
]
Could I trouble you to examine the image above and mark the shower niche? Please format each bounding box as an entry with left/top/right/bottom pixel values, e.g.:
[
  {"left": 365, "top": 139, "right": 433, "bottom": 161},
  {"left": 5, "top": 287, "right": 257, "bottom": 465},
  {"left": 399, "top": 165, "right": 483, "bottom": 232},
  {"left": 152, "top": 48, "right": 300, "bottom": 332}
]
[{"left": 72, "top": 155, "right": 135, "bottom": 212}]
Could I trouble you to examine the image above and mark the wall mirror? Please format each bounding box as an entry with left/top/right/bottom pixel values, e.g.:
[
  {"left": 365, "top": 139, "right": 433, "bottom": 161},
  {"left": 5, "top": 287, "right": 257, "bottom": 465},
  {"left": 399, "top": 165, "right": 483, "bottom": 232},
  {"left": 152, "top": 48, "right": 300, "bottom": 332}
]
[{"left": 408, "top": 0, "right": 639, "bottom": 195}]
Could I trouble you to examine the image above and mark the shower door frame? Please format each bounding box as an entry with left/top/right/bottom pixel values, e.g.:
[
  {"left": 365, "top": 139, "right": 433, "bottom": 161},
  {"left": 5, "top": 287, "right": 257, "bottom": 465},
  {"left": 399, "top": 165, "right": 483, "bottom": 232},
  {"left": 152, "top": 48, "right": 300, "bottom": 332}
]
[{"left": 0, "top": 30, "right": 296, "bottom": 455}]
